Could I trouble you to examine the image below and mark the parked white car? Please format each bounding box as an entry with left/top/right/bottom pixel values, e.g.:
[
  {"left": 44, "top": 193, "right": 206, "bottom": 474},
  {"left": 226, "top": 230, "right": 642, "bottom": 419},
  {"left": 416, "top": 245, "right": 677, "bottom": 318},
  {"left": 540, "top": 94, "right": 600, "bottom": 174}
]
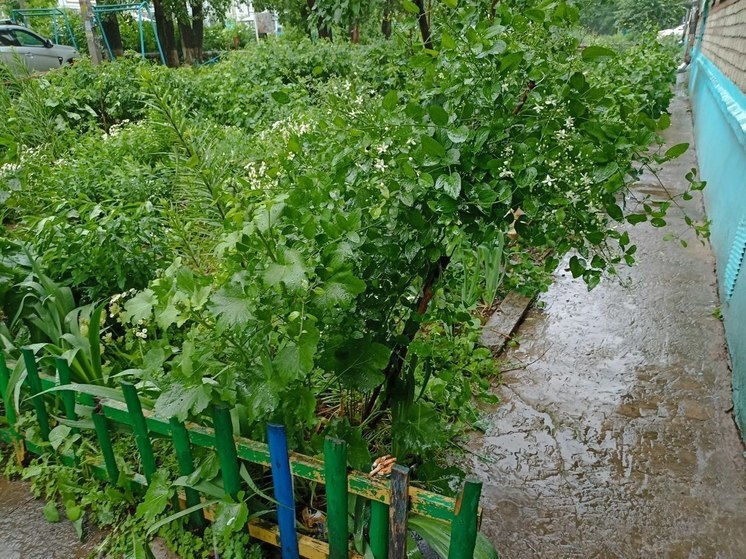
[{"left": 0, "top": 23, "right": 79, "bottom": 73}]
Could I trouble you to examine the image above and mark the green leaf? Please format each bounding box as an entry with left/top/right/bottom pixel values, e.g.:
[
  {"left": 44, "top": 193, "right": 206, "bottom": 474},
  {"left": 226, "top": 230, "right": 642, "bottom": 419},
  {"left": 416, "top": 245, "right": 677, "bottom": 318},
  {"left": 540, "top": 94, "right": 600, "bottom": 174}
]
[
  {"left": 442, "top": 0, "right": 457, "bottom": 7},
  {"left": 274, "top": 342, "right": 314, "bottom": 382},
  {"left": 43, "top": 501, "right": 60, "bottom": 523},
  {"left": 315, "top": 270, "right": 367, "bottom": 309},
  {"left": 664, "top": 143, "right": 689, "bottom": 159},
  {"left": 499, "top": 52, "right": 523, "bottom": 72},
  {"left": 154, "top": 384, "right": 211, "bottom": 422},
  {"left": 382, "top": 90, "right": 398, "bottom": 111},
  {"left": 436, "top": 173, "right": 462, "bottom": 199},
  {"left": 441, "top": 32, "right": 456, "bottom": 50},
  {"left": 136, "top": 470, "right": 172, "bottom": 523},
  {"left": 49, "top": 424, "right": 71, "bottom": 452},
  {"left": 209, "top": 284, "right": 254, "bottom": 328},
  {"left": 581, "top": 46, "right": 616, "bottom": 60},
  {"left": 428, "top": 105, "right": 449, "bottom": 126},
  {"left": 271, "top": 90, "right": 290, "bottom": 104},
  {"left": 123, "top": 289, "right": 156, "bottom": 324},
  {"left": 213, "top": 499, "right": 249, "bottom": 538},
  {"left": 420, "top": 135, "right": 446, "bottom": 158},
  {"left": 35, "top": 383, "right": 126, "bottom": 403},
  {"left": 569, "top": 256, "right": 585, "bottom": 278},
  {"left": 446, "top": 125, "right": 470, "bottom": 144},
  {"left": 146, "top": 500, "right": 219, "bottom": 536},
  {"left": 262, "top": 249, "right": 309, "bottom": 292},
  {"left": 403, "top": 0, "right": 419, "bottom": 14},
  {"left": 627, "top": 214, "right": 648, "bottom": 225}
]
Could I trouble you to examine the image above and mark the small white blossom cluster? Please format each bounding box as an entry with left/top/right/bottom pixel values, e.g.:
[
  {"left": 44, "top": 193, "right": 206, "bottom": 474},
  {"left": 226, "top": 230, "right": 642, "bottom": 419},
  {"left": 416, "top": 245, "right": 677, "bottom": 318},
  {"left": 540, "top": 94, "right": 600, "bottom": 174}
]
[
  {"left": 101, "top": 119, "right": 131, "bottom": 140},
  {"left": 108, "top": 289, "right": 137, "bottom": 324}
]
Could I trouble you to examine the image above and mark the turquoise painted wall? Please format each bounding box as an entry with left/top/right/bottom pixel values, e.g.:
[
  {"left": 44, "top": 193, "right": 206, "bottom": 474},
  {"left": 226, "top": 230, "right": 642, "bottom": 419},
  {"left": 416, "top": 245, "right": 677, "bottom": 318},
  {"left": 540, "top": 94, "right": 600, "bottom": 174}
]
[{"left": 689, "top": 52, "right": 746, "bottom": 436}]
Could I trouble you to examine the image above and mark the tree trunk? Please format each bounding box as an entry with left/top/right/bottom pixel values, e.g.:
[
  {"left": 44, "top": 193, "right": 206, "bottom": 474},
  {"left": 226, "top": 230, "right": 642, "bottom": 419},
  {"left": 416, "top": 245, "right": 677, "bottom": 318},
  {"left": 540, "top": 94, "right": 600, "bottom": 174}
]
[
  {"left": 415, "top": 0, "right": 432, "bottom": 50},
  {"left": 382, "top": 1, "right": 392, "bottom": 39},
  {"left": 78, "top": 0, "right": 101, "bottom": 64},
  {"left": 179, "top": 21, "right": 195, "bottom": 64},
  {"left": 153, "top": 0, "right": 180, "bottom": 67},
  {"left": 191, "top": 1, "right": 204, "bottom": 60},
  {"left": 101, "top": 15, "right": 124, "bottom": 57},
  {"left": 350, "top": 23, "right": 360, "bottom": 43},
  {"left": 176, "top": 1, "right": 203, "bottom": 64}
]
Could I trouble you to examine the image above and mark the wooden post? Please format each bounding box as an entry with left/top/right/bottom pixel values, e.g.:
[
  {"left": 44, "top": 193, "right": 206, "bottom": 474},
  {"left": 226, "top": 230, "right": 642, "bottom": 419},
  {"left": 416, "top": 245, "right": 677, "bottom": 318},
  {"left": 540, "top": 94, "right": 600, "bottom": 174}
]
[
  {"left": 212, "top": 405, "right": 241, "bottom": 500},
  {"left": 170, "top": 417, "right": 205, "bottom": 528},
  {"left": 267, "top": 424, "right": 300, "bottom": 559},
  {"left": 388, "top": 465, "right": 410, "bottom": 559},
  {"left": 324, "top": 436, "right": 348, "bottom": 559},
  {"left": 121, "top": 381, "right": 157, "bottom": 483},
  {"left": 21, "top": 349, "right": 50, "bottom": 441},
  {"left": 78, "top": 0, "right": 101, "bottom": 64},
  {"left": 447, "top": 479, "right": 482, "bottom": 559},
  {"left": 370, "top": 500, "right": 389, "bottom": 559},
  {"left": 0, "top": 352, "right": 17, "bottom": 430}
]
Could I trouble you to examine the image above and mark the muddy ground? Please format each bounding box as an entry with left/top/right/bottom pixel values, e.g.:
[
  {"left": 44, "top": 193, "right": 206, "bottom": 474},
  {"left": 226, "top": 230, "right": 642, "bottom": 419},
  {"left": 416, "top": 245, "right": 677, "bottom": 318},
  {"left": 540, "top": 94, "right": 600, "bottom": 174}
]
[{"left": 469, "top": 83, "right": 746, "bottom": 557}]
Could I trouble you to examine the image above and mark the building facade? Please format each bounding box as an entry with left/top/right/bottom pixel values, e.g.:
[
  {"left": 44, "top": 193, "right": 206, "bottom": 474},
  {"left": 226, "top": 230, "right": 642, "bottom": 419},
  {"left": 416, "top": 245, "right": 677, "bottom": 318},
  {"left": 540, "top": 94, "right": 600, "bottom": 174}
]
[{"left": 688, "top": 0, "right": 746, "bottom": 436}]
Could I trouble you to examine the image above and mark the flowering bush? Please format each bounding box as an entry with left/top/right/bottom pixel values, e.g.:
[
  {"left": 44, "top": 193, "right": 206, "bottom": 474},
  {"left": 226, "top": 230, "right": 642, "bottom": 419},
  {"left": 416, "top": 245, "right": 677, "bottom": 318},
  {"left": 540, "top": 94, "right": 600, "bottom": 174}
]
[{"left": 0, "top": 0, "right": 700, "bottom": 478}]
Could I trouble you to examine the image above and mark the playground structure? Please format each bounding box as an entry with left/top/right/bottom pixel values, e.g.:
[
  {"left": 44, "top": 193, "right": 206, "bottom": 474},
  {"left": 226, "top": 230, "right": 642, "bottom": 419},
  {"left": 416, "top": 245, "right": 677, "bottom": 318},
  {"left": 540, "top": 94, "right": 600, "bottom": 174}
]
[
  {"left": 10, "top": 3, "right": 166, "bottom": 65},
  {"left": 10, "top": 7, "right": 78, "bottom": 50},
  {"left": 92, "top": 2, "right": 165, "bottom": 64}
]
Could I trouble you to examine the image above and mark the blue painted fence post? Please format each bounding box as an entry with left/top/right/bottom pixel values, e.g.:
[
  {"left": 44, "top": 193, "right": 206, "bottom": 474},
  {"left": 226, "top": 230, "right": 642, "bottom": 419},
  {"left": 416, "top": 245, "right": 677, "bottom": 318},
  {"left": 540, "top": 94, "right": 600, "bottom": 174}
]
[{"left": 267, "top": 424, "right": 300, "bottom": 559}]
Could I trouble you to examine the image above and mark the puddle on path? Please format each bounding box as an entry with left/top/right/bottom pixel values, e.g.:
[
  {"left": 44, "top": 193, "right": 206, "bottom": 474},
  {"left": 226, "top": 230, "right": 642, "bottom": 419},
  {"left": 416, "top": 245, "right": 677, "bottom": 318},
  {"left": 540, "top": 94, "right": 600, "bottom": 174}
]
[
  {"left": 0, "top": 477, "right": 105, "bottom": 559},
  {"left": 470, "top": 86, "right": 746, "bottom": 557}
]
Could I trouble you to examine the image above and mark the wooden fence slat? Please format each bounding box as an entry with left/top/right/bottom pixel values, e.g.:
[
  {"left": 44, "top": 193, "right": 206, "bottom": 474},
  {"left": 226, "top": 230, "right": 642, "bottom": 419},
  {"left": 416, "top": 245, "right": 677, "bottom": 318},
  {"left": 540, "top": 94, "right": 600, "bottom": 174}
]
[
  {"left": 212, "top": 405, "right": 241, "bottom": 500},
  {"left": 169, "top": 417, "right": 205, "bottom": 528},
  {"left": 388, "top": 465, "right": 409, "bottom": 559},
  {"left": 369, "top": 500, "right": 389, "bottom": 559},
  {"left": 446, "top": 479, "right": 482, "bottom": 559},
  {"left": 267, "top": 424, "right": 300, "bottom": 559},
  {"left": 55, "top": 358, "right": 78, "bottom": 431},
  {"left": 37, "top": 375, "right": 464, "bottom": 523},
  {"left": 121, "top": 381, "right": 157, "bottom": 483},
  {"left": 94, "top": 407, "right": 121, "bottom": 483},
  {"left": 324, "top": 436, "right": 349, "bottom": 559},
  {"left": 21, "top": 349, "right": 50, "bottom": 441},
  {"left": 0, "top": 352, "right": 18, "bottom": 429}
]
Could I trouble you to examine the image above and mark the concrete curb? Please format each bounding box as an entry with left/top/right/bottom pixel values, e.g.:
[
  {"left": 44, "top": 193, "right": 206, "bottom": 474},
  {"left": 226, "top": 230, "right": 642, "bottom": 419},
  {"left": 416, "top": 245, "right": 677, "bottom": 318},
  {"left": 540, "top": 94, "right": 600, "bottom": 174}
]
[{"left": 480, "top": 291, "right": 535, "bottom": 355}]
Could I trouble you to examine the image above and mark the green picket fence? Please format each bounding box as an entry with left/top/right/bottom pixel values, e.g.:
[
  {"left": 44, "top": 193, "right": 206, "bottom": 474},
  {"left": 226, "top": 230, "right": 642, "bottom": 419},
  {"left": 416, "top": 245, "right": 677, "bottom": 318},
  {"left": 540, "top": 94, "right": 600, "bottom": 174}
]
[{"left": 0, "top": 349, "right": 484, "bottom": 559}]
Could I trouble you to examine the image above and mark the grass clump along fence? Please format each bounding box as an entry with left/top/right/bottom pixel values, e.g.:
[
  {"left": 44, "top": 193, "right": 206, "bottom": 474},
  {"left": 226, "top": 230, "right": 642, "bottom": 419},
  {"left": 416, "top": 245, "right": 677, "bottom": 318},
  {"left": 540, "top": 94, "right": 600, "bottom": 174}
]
[{"left": 0, "top": 1, "right": 704, "bottom": 556}]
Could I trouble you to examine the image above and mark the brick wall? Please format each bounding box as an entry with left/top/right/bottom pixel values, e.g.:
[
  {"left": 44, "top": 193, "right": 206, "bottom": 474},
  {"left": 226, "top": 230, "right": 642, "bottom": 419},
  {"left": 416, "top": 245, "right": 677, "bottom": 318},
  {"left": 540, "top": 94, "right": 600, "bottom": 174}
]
[{"left": 701, "top": 0, "right": 746, "bottom": 92}]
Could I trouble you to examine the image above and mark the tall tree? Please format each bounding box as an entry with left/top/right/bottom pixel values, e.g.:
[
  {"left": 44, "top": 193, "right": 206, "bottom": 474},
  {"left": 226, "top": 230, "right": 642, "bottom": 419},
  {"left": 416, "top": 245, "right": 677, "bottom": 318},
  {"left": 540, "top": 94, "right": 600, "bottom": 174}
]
[
  {"left": 381, "top": 0, "right": 392, "bottom": 39},
  {"left": 100, "top": 0, "right": 124, "bottom": 57},
  {"left": 615, "top": 0, "right": 688, "bottom": 32},
  {"left": 153, "top": 0, "right": 179, "bottom": 67}
]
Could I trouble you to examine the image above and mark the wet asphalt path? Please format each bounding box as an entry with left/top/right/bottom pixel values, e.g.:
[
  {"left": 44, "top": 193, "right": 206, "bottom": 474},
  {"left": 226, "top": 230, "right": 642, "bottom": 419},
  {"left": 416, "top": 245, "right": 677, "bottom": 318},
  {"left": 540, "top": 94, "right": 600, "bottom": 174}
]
[{"left": 470, "top": 82, "right": 746, "bottom": 557}]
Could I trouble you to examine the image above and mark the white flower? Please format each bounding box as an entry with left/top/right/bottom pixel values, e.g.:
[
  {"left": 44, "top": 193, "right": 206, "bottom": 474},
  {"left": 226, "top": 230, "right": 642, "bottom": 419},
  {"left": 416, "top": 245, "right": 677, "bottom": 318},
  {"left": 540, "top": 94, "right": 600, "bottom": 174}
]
[
  {"left": 565, "top": 116, "right": 575, "bottom": 128},
  {"left": 504, "top": 146, "right": 514, "bottom": 157},
  {"left": 501, "top": 82, "right": 510, "bottom": 92},
  {"left": 499, "top": 169, "right": 514, "bottom": 178},
  {"left": 556, "top": 129, "right": 568, "bottom": 140},
  {"left": 581, "top": 173, "right": 593, "bottom": 186},
  {"left": 542, "top": 175, "right": 555, "bottom": 187},
  {"left": 374, "top": 159, "right": 386, "bottom": 172}
]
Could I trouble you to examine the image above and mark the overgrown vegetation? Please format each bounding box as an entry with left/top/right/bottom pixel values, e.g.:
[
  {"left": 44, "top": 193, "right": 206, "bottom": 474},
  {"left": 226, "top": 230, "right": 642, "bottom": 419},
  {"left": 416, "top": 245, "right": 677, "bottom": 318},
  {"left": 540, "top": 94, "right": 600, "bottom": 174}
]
[{"left": 0, "top": 0, "right": 704, "bottom": 556}]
